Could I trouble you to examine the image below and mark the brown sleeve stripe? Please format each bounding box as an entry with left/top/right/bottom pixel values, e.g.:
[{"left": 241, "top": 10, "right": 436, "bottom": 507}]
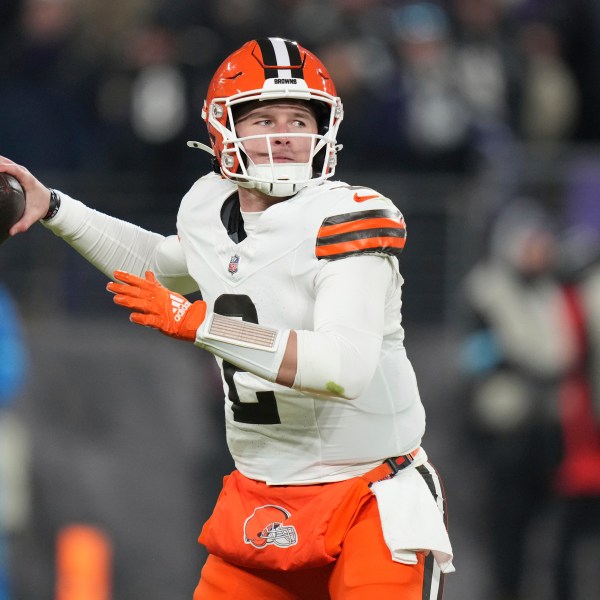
[
  {"left": 318, "top": 216, "right": 404, "bottom": 238},
  {"left": 316, "top": 209, "right": 406, "bottom": 260},
  {"left": 316, "top": 236, "right": 405, "bottom": 259}
]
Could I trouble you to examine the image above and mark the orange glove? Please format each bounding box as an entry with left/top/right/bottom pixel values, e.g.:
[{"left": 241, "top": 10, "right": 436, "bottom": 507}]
[{"left": 107, "top": 270, "right": 206, "bottom": 342}]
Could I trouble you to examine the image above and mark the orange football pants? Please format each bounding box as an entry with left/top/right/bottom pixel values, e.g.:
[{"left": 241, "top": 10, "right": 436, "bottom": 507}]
[{"left": 192, "top": 497, "right": 427, "bottom": 600}]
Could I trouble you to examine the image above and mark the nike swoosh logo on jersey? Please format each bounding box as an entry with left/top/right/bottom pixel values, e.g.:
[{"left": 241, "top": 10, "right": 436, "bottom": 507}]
[{"left": 353, "top": 193, "right": 379, "bottom": 203}]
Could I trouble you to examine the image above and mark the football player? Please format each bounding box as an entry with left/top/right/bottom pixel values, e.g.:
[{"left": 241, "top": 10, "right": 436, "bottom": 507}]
[{"left": 0, "top": 37, "right": 454, "bottom": 600}]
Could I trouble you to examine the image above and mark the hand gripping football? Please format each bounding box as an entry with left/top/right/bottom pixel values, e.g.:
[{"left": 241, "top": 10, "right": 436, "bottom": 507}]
[{"left": 0, "top": 173, "right": 26, "bottom": 244}]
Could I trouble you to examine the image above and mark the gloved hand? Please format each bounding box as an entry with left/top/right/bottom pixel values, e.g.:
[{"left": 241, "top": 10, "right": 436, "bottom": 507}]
[{"left": 107, "top": 270, "right": 206, "bottom": 342}]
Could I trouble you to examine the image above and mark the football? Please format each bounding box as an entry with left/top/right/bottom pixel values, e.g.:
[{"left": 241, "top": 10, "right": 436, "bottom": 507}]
[{"left": 0, "top": 173, "right": 26, "bottom": 244}]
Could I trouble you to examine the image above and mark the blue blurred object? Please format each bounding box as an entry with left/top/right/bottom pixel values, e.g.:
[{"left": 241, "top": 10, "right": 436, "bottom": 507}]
[
  {"left": 0, "top": 285, "right": 27, "bottom": 407},
  {"left": 0, "top": 535, "right": 9, "bottom": 600},
  {"left": 459, "top": 329, "right": 503, "bottom": 375},
  {"left": 392, "top": 1, "right": 449, "bottom": 42},
  {"left": 0, "top": 283, "right": 27, "bottom": 600}
]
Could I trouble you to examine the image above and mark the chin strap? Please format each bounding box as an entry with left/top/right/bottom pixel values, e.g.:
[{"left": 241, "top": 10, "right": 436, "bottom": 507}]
[
  {"left": 243, "top": 162, "right": 313, "bottom": 197},
  {"left": 187, "top": 141, "right": 221, "bottom": 174},
  {"left": 187, "top": 140, "right": 215, "bottom": 156}
]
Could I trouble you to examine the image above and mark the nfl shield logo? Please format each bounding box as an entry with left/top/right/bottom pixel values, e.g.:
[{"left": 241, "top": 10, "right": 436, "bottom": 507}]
[{"left": 228, "top": 254, "right": 240, "bottom": 275}]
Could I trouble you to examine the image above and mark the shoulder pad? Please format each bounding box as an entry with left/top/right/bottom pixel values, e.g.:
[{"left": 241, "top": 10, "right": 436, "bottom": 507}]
[{"left": 325, "top": 183, "right": 386, "bottom": 204}]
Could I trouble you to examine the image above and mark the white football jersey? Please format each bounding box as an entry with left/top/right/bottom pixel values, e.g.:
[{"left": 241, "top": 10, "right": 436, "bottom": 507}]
[{"left": 177, "top": 173, "right": 426, "bottom": 484}]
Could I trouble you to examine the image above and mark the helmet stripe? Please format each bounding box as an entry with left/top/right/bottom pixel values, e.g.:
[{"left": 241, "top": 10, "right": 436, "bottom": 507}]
[
  {"left": 283, "top": 39, "right": 304, "bottom": 78},
  {"left": 257, "top": 38, "right": 278, "bottom": 78},
  {"left": 257, "top": 38, "right": 304, "bottom": 80}
]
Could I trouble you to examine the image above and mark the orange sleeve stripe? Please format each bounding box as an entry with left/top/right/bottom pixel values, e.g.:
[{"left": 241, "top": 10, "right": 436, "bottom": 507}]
[
  {"left": 315, "top": 236, "right": 406, "bottom": 258},
  {"left": 318, "top": 217, "right": 405, "bottom": 238}
]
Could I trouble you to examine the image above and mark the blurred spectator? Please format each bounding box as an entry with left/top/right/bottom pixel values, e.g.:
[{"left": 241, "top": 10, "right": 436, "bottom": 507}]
[
  {"left": 448, "top": 0, "right": 525, "bottom": 171},
  {"left": 553, "top": 229, "right": 600, "bottom": 600},
  {"left": 458, "top": 198, "right": 575, "bottom": 600},
  {"left": 552, "top": 0, "right": 600, "bottom": 141},
  {"left": 450, "top": 0, "right": 522, "bottom": 128},
  {"left": 0, "top": 284, "right": 30, "bottom": 600},
  {"left": 76, "top": 0, "right": 162, "bottom": 54},
  {"left": 96, "top": 17, "right": 193, "bottom": 174},
  {"left": 273, "top": 0, "right": 394, "bottom": 49},
  {"left": 372, "top": 2, "right": 480, "bottom": 173},
  {"left": 0, "top": 0, "right": 105, "bottom": 171},
  {"left": 518, "top": 20, "right": 579, "bottom": 143}
]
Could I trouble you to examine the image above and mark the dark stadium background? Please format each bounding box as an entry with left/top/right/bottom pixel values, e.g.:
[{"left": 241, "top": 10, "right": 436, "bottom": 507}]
[{"left": 2, "top": 1, "right": 600, "bottom": 599}]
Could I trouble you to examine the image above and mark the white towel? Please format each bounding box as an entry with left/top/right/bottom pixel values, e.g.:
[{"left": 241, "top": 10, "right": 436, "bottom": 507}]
[{"left": 370, "top": 457, "right": 455, "bottom": 574}]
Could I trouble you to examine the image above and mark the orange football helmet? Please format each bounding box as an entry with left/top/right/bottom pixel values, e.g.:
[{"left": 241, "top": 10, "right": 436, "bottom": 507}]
[{"left": 193, "top": 37, "right": 343, "bottom": 197}]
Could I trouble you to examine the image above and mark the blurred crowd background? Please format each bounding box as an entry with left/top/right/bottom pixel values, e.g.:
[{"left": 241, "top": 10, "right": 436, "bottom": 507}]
[{"left": 1, "top": 1, "right": 600, "bottom": 599}]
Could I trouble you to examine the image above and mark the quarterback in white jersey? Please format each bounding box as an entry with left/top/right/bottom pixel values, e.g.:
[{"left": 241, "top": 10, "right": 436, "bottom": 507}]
[
  {"left": 178, "top": 172, "right": 424, "bottom": 484},
  {"left": 1, "top": 37, "right": 453, "bottom": 600}
]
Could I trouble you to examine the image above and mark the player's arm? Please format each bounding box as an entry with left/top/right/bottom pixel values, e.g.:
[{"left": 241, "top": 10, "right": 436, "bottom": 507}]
[
  {"left": 109, "top": 255, "right": 393, "bottom": 399},
  {"left": 255, "top": 255, "right": 390, "bottom": 397},
  {"left": 194, "top": 256, "right": 389, "bottom": 399},
  {"left": 288, "top": 255, "right": 390, "bottom": 397},
  {"left": 42, "top": 190, "right": 197, "bottom": 292},
  {"left": 0, "top": 156, "right": 197, "bottom": 293}
]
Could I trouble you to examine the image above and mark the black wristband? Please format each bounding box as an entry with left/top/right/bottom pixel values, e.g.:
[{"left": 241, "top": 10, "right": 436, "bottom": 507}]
[{"left": 43, "top": 189, "right": 61, "bottom": 221}]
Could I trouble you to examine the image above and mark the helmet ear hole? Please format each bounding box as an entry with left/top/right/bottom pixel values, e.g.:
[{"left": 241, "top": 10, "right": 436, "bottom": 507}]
[
  {"left": 311, "top": 101, "right": 331, "bottom": 136},
  {"left": 312, "top": 148, "right": 326, "bottom": 172}
]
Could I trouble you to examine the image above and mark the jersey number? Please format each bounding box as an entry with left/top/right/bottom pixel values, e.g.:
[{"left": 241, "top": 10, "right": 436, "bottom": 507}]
[{"left": 214, "top": 294, "right": 282, "bottom": 425}]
